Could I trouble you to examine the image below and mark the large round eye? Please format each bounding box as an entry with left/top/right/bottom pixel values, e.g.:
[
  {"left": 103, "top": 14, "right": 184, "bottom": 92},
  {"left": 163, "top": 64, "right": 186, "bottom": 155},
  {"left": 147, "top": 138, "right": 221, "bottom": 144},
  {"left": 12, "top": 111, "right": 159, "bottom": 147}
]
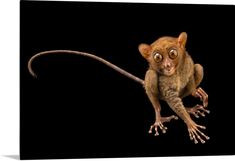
[
  {"left": 153, "top": 52, "right": 163, "bottom": 63},
  {"left": 169, "top": 49, "right": 178, "bottom": 59}
]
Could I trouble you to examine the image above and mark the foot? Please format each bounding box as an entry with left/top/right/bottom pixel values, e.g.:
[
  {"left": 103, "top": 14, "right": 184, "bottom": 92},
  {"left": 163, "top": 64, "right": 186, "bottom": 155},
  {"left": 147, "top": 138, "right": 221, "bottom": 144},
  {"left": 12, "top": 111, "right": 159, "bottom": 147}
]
[
  {"left": 193, "top": 87, "right": 208, "bottom": 107},
  {"left": 187, "top": 120, "right": 210, "bottom": 144},
  {"left": 148, "top": 115, "right": 178, "bottom": 136},
  {"left": 186, "top": 104, "right": 210, "bottom": 118}
]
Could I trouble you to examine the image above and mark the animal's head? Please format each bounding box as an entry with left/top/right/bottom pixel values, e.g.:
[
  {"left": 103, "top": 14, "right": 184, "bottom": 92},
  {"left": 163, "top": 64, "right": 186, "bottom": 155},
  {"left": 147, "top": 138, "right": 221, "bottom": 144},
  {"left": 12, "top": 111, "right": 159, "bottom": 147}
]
[{"left": 138, "top": 32, "right": 187, "bottom": 76}]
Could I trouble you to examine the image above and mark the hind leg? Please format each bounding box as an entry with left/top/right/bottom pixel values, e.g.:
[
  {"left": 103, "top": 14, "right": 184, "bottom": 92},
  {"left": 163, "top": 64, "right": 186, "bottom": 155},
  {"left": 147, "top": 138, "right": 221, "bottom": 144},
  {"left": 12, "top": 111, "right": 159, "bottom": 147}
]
[
  {"left": 186, "top": 64, "right": 210, "bottom": 118},
  {"left": 194, "top": 64, "right": 203, "bottom": 87},
  {"left": 180, "top": 64, "right": 203, "bottom": 98},
  {"left": 192, "top": 64, "right": 208, "bottom": 107}
]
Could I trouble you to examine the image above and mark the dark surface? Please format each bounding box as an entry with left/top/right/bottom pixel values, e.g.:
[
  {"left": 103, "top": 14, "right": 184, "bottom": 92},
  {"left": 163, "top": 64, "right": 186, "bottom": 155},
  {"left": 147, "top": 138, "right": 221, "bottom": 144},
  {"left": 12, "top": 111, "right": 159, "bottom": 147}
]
[{"left": 20, "top": 1, "right": 235, "bottom": 159}]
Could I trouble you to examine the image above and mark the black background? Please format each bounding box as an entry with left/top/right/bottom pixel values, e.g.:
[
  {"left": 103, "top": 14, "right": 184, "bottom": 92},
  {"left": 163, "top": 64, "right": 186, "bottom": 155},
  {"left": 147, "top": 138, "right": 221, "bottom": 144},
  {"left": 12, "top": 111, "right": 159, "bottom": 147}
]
[{"left": 20, "top": 1, "right": 235, "bottom": 160}]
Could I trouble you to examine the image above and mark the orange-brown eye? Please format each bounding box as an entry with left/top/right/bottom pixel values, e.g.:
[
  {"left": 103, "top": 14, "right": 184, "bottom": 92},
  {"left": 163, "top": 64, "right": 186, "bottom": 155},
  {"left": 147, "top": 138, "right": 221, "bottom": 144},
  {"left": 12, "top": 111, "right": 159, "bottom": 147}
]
[
  {"left": 169, "top": 49, "right": 178, "bottom": 59},
  {"left": 153, "top": 52, "right": 163, "bottom": 63}
]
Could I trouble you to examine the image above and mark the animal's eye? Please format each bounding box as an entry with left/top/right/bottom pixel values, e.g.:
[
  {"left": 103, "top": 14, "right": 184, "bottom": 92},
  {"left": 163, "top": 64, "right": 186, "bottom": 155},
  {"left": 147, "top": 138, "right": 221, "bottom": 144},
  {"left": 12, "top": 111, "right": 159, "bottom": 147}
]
[
  {"left": 153, "top": 52, "right": 163, "bottom": 63},
  {"left": 168, "top": 49, "right": 178, "bottom": 59}
]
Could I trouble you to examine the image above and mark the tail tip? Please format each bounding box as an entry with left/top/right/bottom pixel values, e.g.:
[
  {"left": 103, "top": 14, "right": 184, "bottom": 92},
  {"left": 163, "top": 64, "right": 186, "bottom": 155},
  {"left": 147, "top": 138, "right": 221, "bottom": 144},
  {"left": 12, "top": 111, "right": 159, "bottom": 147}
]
[{"left": 30, "top": 73, "right": 38, "bottom": 79}]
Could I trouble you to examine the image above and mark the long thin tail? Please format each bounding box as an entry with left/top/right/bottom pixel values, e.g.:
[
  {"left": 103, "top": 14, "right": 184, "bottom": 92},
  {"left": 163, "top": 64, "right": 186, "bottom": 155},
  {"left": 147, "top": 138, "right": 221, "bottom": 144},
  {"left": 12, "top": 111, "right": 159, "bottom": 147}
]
[{"left": 28, "top": 50, "right": 144, "bottom": 85}]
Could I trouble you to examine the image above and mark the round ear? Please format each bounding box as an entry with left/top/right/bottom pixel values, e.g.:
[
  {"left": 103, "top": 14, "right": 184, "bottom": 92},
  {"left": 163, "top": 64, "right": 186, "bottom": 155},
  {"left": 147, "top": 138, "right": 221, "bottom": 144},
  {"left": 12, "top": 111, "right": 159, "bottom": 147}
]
[
  {"left": 178, "top": 32, "right": 187, "bottom": 48},
  {"left": 138, "top": 43, "right": 151, "bottom": 59}
]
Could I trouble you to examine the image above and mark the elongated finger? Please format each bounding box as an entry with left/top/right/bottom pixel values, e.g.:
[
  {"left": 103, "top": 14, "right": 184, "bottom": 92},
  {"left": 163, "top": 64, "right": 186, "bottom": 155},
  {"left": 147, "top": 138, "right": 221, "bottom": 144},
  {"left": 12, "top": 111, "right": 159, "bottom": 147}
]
[
  {"left": 148, "top": 125, "right": 154, "bottom": 133},
  {"left": 158, "top": 122, "right": 164, "bottom": 130},
  {"left": 200, "top": 108, "right": 210, "bottom": 114},
  {"left": 195, "top": 91, "right": 203, "bottom": 101},
  {"left": 197, "top": 135, "right": 206, "bottom": 144},
  {"left": 197, "top": 111, "right": 205, "bottom": 117},
  {"left": 188, "top": 128, "right": 198, "bottom": 144},
  {"left": 193, "top": 111, "right": 200, "bottom": 118},
  {"left": 159, "top": 123, "right": 167, "bottom": 133},
  {"left": 162, "top": 115, "right": 177, "bottom": 122},
  {"left": 203, "top": 99, "right": 208, "bottom": 108},
  {"left": 188, "top": 130, "right": 194, "bottom": 140},
  {"left": 198, "top": 88, "right": 208, "bottom": 107},
  {"left": 196, "top": 124, "right": 206, "bottom": 129},
  {"left": 198, "top": 106, "right": 210, "bottom": 114},
  {"left": 191, "top": 131, "right": 198, "bottom": 144},
  {"left": 192, "top": 129, "right": 206, "bottom": 144},
  {"left": 169, "top": 115, "right": 178, "bottom": 120},
  {"left": 198, "top": 88, "right": 208, "bottom": 98},
  {"left": 154, "top": 127, "right": 159, "bottom": 136},
  {"left": 195, "top": 128, "right": 210, "bottom": 140}
]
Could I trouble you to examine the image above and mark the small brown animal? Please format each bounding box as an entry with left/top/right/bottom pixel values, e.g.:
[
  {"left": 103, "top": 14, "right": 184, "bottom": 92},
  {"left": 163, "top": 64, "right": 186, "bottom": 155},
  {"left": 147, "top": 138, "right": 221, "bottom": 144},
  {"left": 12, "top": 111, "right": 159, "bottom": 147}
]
[
  {"left": 139, "top": 32, "right": 209, "bottom": 144},
  {"left": 28, "top": 32, "right": 209, "bottom": 144}
]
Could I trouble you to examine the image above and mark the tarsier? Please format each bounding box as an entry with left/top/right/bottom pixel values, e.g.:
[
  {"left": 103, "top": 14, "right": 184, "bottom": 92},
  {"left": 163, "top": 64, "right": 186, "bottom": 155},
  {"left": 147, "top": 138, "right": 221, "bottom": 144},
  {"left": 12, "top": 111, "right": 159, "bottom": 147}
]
[{"left": 28, "top": 32, "right": 210, "bottom": 144}]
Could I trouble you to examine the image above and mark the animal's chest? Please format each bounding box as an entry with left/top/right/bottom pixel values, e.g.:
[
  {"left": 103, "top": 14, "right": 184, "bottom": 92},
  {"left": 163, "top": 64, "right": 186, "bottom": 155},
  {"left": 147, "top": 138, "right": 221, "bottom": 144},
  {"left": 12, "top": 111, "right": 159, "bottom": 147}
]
[{"left": 158, "top": 75, "right": 188, "bottom": 98}]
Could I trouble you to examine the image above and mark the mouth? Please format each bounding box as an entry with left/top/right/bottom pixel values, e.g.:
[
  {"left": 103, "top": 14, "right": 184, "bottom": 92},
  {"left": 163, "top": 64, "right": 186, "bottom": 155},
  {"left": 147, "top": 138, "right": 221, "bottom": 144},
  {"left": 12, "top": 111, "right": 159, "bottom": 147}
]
[{"left": 163, "top": 67, "right": 175, "bottom": 76}]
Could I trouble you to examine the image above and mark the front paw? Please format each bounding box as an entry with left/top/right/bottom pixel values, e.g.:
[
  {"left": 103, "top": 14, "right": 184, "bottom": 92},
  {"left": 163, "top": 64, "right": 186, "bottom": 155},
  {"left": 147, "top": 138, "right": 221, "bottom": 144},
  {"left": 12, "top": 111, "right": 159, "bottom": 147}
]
[
  {"left": 187, "top": 121, "right": 210, "bottom": 144},
  {"left": 148, "top": 115, "right": 178, "bottom": 136}
]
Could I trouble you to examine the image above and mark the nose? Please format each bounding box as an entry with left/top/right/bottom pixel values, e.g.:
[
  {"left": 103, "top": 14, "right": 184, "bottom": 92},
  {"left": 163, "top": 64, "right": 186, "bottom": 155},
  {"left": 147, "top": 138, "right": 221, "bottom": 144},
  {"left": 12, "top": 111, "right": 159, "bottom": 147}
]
[{"left": 163, "top": 58, "right": 171, "bottom": 68}]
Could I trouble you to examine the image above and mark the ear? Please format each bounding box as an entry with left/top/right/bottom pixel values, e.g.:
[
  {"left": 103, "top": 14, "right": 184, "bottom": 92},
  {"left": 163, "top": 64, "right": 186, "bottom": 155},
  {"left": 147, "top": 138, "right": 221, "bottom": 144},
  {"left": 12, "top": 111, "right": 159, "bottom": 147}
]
[
  {"left": 138, "top": 43, "right": 151, "bottom": 59},
  {"left": 178, "top": 32, "right": 187, "bottom": 48}
]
